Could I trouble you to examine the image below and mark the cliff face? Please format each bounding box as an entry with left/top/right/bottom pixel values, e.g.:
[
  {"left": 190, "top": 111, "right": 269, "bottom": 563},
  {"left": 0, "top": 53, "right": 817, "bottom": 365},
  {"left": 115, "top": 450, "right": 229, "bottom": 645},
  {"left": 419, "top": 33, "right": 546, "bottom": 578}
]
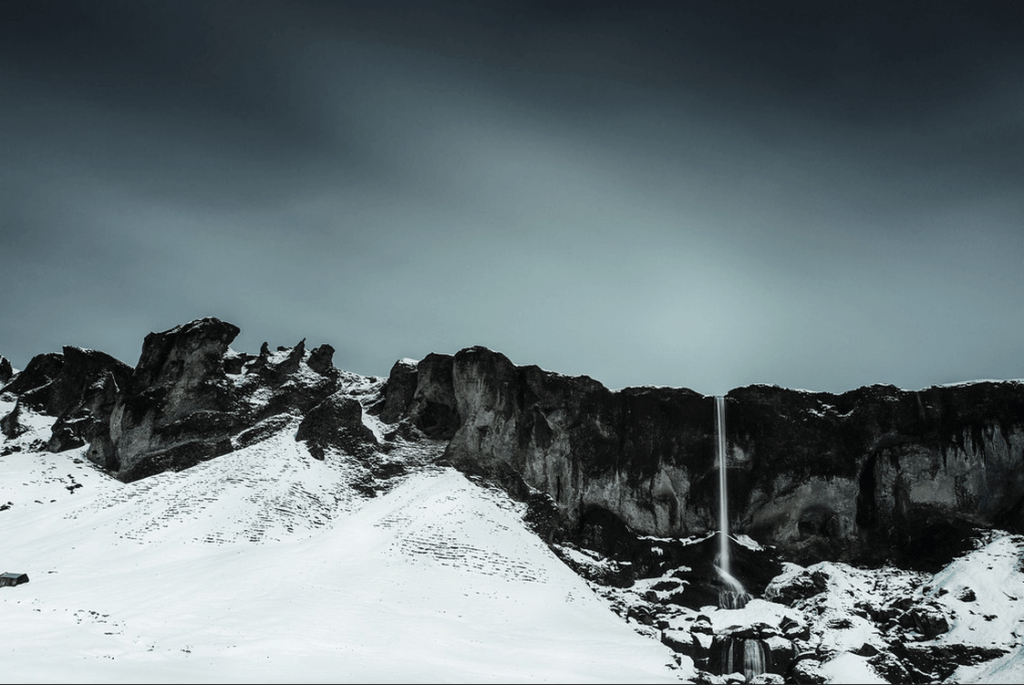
[
  {"left": 380, "top": 347, "right": 1024, "bottom": 569},
  {"left": 729, "top": 382, "right": 1024, "bottom": 567}
]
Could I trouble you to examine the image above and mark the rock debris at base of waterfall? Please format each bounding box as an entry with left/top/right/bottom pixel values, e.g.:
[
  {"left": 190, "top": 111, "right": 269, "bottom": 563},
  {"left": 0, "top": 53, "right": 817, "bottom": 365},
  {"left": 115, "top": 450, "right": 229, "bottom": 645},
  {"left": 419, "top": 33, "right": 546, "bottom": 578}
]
[{"left": 2, "top": 317, "right": 1024, "bottom": 684}]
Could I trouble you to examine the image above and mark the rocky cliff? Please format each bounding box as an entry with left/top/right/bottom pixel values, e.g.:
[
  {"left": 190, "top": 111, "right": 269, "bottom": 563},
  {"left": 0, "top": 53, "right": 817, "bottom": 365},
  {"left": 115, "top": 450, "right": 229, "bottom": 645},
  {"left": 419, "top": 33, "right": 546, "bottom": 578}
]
[
  {"left": 3, "top": 318, "right": 1022, "bottom": 572},
  {"left": 374, "top": 346, "right": 1024, "bottom": 571}
]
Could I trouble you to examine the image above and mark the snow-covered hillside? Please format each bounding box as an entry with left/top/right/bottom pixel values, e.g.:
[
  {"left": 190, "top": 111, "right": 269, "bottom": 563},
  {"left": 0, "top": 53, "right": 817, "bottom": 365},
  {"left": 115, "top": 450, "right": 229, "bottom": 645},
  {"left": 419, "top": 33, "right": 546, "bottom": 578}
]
[{"left": 0, "top": 399, "right": 686, "bottom": 683}]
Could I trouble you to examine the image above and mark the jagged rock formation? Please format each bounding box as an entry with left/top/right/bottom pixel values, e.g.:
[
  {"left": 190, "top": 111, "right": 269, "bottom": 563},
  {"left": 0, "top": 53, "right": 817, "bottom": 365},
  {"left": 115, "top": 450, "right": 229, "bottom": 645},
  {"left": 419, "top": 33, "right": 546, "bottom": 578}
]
[
  {"left": 0, "top": 355, "right": 13, "bottom": 386},
  {"left": 99, "top": 318, "right": 247, "bottom": 480},
  {"left": 1, "top": 398, "right": 26, "bottom": 439},
  {"left": 0, "top": 346, "right": 131, "bottom": 454},
  {"left": 3, "top": 318, "right": 1023, "bottom": 574},
  {"left": 0, "top": 318, "right": 381, "bottom": 483}
]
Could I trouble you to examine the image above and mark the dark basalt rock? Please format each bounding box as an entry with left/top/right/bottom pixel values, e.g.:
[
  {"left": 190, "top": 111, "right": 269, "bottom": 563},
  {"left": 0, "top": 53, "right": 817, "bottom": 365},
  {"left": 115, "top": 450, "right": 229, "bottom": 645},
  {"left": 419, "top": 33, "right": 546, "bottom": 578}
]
[
  {"left": 1, "top": 352, "right": 65, "bottom": 409},
  {"left": 375, "top": 358, "right": 419, "bottom": 424},
  {"left": 295, "top": 392, "right": 378, "bottom": 461},
  {"left": 45, "top": 347, "right": 132, "bottom": 419},
  {"left": 0, "top": 347, "right": 132, "bottom": 460},
  {"left": 105, "top": 318, "right": 246, "bottom": 481},
  {"left": 377, "top": 353, "right": 460, "bottom": 438},
  {"left": 119, "top": 437, "right": 235, "bottom": 482},
  {"left": 45, "top": 347, "right": 132, "bottom": 454},
  {"left": 306, "top": 344, "right": 338, "bottom": 378},
  {"left": 764, "top": 568, "right": 831, "bottom": 606},
  {"left": 1, "top": 399, "right": 26, "bottom": 439},
  {"left": 233, "top": 414, "right": 296, "bottom": 450},
  {"left": 730, "top": 382, "right": 1024, "bottom": 569},
  {"left": 444, "top": 346, "right": 715, "bottom": 540},
  {"left": 0, "top": 355, "right": 12, "bottom": 386},
  {"left": 906, "top": 601, "right": 953, "bottom": 638},
  {"left": 889, "top": 642, "right": 1007, "bottom": 683},
  {"left": 238, "top": 339, "right": 342, "bottom": 422}
]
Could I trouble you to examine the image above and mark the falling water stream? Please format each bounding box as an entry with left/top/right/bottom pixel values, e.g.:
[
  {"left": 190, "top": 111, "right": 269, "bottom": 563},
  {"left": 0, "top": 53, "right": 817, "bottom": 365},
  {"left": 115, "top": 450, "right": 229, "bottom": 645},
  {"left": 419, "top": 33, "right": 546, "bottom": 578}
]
[
  {"left": 716, "top": 395, "right": 730, "bottom": 575},
  {"left": 715, "top": 395, "right": 766, "bottom": 682},
  {"left": 715, "top": 395, "right": 750, "bottom": 610}
]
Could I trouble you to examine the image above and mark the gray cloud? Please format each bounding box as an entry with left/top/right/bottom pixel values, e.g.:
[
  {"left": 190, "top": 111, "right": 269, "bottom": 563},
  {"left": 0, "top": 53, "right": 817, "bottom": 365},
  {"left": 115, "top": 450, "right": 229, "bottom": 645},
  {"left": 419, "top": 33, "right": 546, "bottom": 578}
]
[{"left": 2, "top": 1, "right": 1022, "bottom": 395}]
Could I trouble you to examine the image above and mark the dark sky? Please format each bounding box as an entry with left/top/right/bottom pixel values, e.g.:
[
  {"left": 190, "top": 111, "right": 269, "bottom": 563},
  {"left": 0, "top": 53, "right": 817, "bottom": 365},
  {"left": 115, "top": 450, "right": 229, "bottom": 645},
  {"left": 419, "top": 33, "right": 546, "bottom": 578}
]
[{"left": 2, "top": 1, "right": 1023, "bottom": 395}]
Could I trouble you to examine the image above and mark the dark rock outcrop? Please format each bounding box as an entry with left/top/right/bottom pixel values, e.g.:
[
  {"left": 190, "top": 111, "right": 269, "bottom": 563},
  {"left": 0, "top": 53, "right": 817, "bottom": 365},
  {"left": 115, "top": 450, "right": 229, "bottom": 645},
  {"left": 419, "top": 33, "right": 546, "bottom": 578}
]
[
  {"left": 103, "top": 318, "right": 246, "bottom": 481},
  {"left": 730, "top": 382, "right": 1024, "bottom": 568},
  {"left": 1, "top": 398, "right": 26, "bottom": 439},
  {"left": 374, "top": 354, "right": 460, "bottom": 439},
  {"left": 0, "top": 355, "right": 12, "bottom": 386},
  {"left": 442, "top": 346, "right": 715, "bottom": 538},
  {"left": 46, "top": 347, "right": 132, "bottom": 454},
  {"left": 0, "top": 347, "right": 132, "bottom": 459},
  {"left": 306, "top": 344, "right": 338, "bottom": 378},
  {"left": 1, "top": 352, "right": 65, "bottom": 410},
  {"left": 238, "top": 338, "right": 341, "bottom": 422},
  {"left": 86, "top": 318, "right": 350, "bottom": 481},
  {"left": 296, "top": 392, "right": 378, "bottom": 461}
]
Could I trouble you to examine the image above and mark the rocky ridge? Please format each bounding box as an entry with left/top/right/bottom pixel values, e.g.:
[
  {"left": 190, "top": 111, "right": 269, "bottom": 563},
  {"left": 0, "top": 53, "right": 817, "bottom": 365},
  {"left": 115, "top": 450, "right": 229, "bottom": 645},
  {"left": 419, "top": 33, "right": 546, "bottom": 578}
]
[{"left": 4, "top": 317, "right": 1024, "bottom": 683}]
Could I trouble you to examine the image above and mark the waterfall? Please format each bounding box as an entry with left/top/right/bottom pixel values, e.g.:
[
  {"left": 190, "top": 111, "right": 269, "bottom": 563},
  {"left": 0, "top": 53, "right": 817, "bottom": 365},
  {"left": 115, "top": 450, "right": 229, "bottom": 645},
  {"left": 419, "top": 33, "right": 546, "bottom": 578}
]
[
  {"left": 723, "top": 638, "right": 769, "bottom": 681},
  {"left": 713, "top": 395, "right": 766, "bottom": 683},
  {"left": 716, "top": 395, "right": 730, "bottom": 575},
  {"left": 715, "top": 395, "right": 750, "bottom": 610}
]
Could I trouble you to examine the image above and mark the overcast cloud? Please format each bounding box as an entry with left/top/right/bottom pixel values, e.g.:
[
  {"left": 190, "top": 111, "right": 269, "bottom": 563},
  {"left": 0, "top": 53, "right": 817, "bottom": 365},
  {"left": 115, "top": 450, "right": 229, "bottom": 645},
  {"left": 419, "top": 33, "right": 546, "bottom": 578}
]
[{"left": 2, "top": 1, "right": 1022, "bottom": 395}]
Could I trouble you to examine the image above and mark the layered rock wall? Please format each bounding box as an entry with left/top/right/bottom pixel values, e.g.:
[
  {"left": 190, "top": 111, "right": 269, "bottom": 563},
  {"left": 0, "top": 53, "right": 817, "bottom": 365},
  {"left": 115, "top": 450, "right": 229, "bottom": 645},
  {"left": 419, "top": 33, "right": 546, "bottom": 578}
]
[{"left": 381, "top": 347, "right": 1024, "bottom": 568}]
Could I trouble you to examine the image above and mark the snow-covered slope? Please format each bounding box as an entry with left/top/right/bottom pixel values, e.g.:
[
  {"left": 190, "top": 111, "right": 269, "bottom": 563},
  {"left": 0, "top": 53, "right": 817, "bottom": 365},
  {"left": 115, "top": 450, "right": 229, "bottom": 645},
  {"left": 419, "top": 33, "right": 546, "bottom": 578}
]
[{"left": 0, "top": 401, "right": 686, "bottom": 683}]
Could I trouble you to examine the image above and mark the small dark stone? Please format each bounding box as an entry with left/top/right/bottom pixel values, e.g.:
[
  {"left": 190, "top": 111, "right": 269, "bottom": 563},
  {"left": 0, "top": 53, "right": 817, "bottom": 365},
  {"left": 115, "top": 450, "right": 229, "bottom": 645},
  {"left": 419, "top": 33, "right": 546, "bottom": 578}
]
[
  {"left": 956, "top": 587, "right": 977, "bottom": 602},
  {"left": 826, "top": 617, "right": 853, "bottom": 630}
]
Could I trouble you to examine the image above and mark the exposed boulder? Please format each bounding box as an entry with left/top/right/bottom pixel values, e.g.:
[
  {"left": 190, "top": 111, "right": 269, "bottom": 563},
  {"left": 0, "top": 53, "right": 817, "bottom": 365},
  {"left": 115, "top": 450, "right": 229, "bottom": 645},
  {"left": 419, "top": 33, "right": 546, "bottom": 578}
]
[
  {"left": 789, "top": 658, "right": 826, "bottom": 684},
  {"left": 1, "top": 398, "right": 26, "bottom": 439},
  {"left": 295, "top": 392, "right": 378, "bottom": 461},
  {"left": 906, "top": 601, "right": 952, "bottom": 638},
  {"left": 764, "top": 567, "right": 831, "bottom": 607},
  {"left": 306, "top": 343, "right": 338, "bottom": 378}
]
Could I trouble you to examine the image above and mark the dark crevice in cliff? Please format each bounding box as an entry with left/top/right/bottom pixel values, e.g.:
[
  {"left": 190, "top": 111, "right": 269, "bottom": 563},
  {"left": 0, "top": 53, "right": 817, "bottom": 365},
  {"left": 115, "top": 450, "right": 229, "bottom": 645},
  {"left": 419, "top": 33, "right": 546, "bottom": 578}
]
[{"left": 856, "top": 451, "right": 879, "bottom": 530}]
